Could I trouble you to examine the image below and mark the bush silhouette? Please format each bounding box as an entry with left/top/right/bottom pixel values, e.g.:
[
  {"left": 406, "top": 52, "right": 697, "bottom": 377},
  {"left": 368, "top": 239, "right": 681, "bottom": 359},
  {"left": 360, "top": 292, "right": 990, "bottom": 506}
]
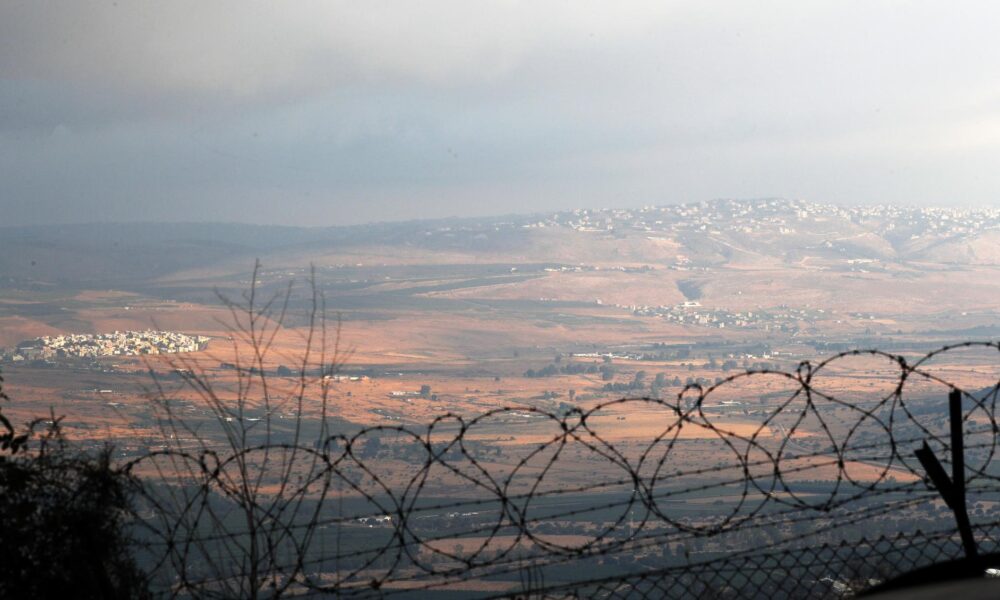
[
  {"left": 0, "top": 372, "right": 149, "bottom": 599},
  {"left": 0, "top": 440, "right": 149, "bottom": 598}
]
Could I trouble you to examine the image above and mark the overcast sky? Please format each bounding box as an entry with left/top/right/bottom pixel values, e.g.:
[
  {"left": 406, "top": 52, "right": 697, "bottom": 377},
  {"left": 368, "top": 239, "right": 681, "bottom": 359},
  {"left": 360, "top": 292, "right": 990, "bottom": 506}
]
[{"left": 3, "top": 1, "right": 1000, "bottom": 226}]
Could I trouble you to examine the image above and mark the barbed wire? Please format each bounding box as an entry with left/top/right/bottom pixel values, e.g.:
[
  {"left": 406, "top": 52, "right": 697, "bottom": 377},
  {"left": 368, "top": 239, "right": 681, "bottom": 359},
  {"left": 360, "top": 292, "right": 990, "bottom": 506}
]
[{"left": 125, "top": 342, "right": 1000, "bottom": 598}]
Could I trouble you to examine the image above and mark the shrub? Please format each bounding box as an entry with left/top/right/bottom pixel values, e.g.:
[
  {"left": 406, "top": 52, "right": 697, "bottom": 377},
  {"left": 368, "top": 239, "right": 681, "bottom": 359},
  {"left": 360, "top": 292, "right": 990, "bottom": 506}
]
[{"left": 0, "top": 402, "right": 148, "bottom": 598}]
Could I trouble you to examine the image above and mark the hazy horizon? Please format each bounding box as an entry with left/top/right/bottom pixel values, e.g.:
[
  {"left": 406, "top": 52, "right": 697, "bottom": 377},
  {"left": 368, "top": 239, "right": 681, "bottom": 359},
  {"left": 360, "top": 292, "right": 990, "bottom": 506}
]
[{"left": 3, "top": 195, "right": 999, "bottom": 231}]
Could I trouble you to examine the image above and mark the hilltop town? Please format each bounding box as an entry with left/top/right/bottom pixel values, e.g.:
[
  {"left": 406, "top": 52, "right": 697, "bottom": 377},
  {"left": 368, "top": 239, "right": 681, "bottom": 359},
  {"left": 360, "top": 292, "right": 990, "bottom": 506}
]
[
  {"left": 521, "top": 199, "right": 1000, "bottom": 239},
  {"left": 5, "top": 330, "right": 209, "bottom": 361},
  {"left": 403, "top": 198, "right": 1000, "bottom": 268}
]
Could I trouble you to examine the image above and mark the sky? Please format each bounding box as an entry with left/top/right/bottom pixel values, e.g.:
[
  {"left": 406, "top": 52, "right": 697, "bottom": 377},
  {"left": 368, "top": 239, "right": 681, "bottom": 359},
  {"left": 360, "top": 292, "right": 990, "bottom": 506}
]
[{"left": 3, "top": 1, "right": 1000, "bottom": 226}]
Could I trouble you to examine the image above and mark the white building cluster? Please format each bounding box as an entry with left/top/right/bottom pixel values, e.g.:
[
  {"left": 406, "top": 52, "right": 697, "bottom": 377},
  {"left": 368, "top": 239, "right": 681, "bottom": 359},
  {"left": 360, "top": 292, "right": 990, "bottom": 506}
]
[
  {"left": 408, "top": 199, "right": 1000, "bottom": 257},
  {"left": 549, "top": 199, "right": 1000, "bottom": 239},
  {"left": 624, "top": 302, "right": 822, "bottom": 332},
  {"left": 11, "top": 330, "right": 209, "bottom": 360}
]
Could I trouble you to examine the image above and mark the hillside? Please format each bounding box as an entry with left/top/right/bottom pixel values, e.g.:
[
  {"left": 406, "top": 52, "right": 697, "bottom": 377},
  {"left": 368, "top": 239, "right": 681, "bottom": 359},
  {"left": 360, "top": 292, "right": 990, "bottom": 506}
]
[{"left": 3, "top": 199, "right": 1000, "bottom": 285}]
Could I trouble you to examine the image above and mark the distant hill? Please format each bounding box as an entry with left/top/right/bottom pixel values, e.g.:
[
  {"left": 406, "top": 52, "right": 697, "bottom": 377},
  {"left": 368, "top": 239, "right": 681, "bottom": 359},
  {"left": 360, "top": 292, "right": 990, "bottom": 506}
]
[{"left": 2, "top": 199, "right": 999, "bottom": 286}]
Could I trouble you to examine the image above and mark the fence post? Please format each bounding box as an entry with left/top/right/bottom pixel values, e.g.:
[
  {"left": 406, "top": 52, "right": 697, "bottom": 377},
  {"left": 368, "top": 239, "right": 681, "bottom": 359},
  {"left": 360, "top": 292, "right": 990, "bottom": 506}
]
[
  {"left": 948, "top": 389, "right": 977, "bottom": 559},
  {"left": 914, "top": 389, "right": 977, "bottom": 559}
]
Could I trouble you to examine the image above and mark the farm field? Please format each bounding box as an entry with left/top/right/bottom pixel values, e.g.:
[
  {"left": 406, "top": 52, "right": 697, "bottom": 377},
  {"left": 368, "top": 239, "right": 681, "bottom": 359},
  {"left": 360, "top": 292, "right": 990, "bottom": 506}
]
[{"left": 0, "top": 209, "right": 991, "bottom": 491}]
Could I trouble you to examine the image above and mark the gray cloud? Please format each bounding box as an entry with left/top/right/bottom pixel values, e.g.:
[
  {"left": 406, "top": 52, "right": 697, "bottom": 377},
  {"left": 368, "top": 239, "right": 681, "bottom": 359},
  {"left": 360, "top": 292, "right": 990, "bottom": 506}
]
[{"left": 3, "top": 1, "right": 1000, "bottom": 225}]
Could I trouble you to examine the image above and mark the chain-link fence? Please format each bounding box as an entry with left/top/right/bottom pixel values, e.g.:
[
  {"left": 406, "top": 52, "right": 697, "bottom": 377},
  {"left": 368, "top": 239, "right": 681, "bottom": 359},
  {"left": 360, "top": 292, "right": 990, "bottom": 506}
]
[{"left": 507, "top": 523, "right": 1000, "bottom": 599}]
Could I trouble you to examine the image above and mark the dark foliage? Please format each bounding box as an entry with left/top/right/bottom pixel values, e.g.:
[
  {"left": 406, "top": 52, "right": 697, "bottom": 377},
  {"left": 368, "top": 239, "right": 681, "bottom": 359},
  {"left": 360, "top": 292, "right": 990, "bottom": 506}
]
[
  {"left": 524, "top": 362, "right": 600, "bottom": 378},
  {"left": 0, "top": 371, "right": 149, "bottom": 599},
  {"left": 0, "top": 370, "right": 29, "bottom": 454},
  {"left": 0, "top": 442, "right": 150, "bottom": 598}
]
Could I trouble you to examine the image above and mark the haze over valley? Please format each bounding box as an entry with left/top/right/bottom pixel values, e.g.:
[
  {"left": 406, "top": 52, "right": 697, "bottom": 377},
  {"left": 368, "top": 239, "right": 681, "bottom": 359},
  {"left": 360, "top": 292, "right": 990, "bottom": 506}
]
[{"left": 3, "top": 197, "right": 1000, "bottom": 440}]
